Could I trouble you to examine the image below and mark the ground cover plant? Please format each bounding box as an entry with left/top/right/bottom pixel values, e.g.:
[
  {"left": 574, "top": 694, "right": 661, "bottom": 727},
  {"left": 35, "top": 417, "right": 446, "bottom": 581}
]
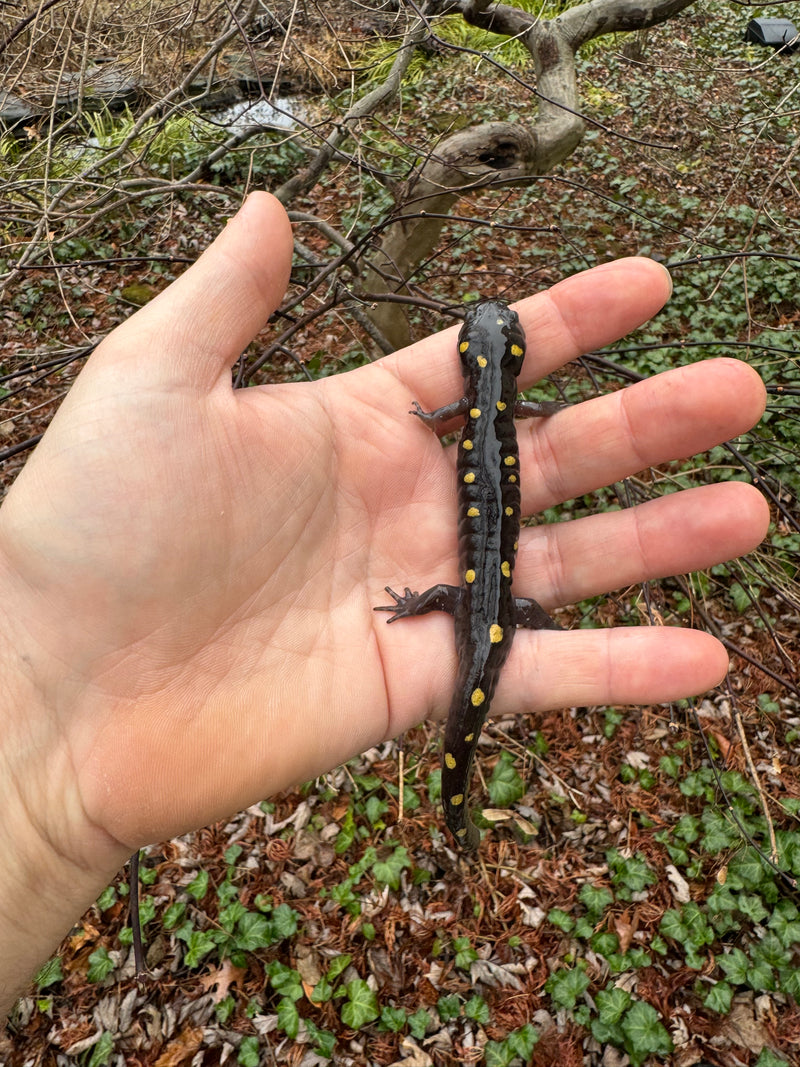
[{"left": 1, "top": 1, "right": 799, "bottom": 1064}]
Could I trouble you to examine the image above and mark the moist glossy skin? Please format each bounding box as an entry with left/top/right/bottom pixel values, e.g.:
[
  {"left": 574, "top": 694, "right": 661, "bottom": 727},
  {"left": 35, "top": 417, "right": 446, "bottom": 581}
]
[
  {"left": 444, "top": 302, "right": 526, "bottom": 847},
  {"left": 377, "top": 301, "right": 559, "bottom": 850}
]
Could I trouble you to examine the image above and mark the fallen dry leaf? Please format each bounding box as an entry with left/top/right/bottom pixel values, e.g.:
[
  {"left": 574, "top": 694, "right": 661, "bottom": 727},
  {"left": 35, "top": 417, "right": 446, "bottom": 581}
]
[
  {"left": 197, "top": 959, "right": 245, "bottom": 1003},
  {"left": 153, "top": 1025, "right": 204, "bottom": 1067}
]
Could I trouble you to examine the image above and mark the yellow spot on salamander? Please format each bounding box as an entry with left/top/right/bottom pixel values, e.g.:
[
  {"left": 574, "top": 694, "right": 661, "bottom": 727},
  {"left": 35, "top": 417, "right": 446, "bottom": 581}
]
[
  {"left": 450, "top": 794, "right": 464, "bottom": 806},
  {"left": 445, "top": 752, "right": 456, "bottom": 769},
  {"left": 504, "top": 456, "right": 516, "bottom": 466},
  {"left": 465, "top": 733, "right": 474, "bottom": 742},
  {"left": 508, "top": 474, "right": 517, "bottom": 483},
  {"left": 469, "top": 407, "right": 481, "bottom": 418},
  {"left": 464, "top": 471, "right": 476, "bottom": 483},
  {"left": 490, "top": 624, "right": 503, "bottom": 643},
  {"left": 467, "top": 506, "right": 480, "bottom": 517},
  {"left": 501, "top": 561, "right": 511, "bottom": 577},
  {"left": 477, "top": 355, "right": 487, "bottom": 368},
  {"left": 513, "top": 540, "right": 519, "bottom": 552},
  {"left": 511, "top": 344, "right": 523, "bottom": 358},
  {"left": 471, "top": 688, "right": 485, "bottom": 707},
  {"left": 465, "top": 569, "right": 476, "bottom": 584},
  {"left": 463, "top": 439, "right": 473, "bottom": 450},
  {"left": 456, "top": 827, "right": 467, "bottom": 837},
  {"left": 496, "top": 317, "right": 504, "bottom": 325},
  {"left": 496, "top": 401, "right": 507, "bottom": 411},
  {"left": 460, "top": 340, "right": 469, "bottom": 353},
  {"left": 505, "top": 506, "right": 514, "bottom": 516}
]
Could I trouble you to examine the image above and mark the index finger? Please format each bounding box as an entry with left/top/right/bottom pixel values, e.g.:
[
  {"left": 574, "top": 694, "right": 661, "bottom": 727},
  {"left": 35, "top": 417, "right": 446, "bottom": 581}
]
[{"left": 385, "top": 258, "right": 673, "bottom": 407}]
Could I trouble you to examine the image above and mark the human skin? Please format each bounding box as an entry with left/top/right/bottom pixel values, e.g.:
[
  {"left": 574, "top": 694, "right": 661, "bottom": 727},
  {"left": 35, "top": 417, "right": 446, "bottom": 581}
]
[{"left": 0, "top": 192, "right": 768, "bottom": 1015}]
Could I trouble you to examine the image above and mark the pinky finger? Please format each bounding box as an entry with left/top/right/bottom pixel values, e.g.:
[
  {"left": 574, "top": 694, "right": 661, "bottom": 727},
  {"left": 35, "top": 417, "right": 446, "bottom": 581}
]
[{"left": 498, "top": 625, "right": 728, "bottom": 714}]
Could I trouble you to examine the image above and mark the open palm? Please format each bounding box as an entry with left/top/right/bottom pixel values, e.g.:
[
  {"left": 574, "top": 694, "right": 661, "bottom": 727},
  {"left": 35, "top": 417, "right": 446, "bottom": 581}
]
[{"left": 0, "top": 193, "right": 767, "bottom": 878}]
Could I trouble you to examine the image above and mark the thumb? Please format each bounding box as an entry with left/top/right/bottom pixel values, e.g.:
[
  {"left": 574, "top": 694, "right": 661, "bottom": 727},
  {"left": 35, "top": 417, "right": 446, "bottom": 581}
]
[{"left": 94, "top": 191, "right": 293, "bottom": 391}]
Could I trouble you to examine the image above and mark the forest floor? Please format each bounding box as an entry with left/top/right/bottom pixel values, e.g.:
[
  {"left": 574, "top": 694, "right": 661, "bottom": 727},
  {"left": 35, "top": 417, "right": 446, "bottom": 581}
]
[{"left": 1, "top": 4, "right": 799, "bottom": 1067}]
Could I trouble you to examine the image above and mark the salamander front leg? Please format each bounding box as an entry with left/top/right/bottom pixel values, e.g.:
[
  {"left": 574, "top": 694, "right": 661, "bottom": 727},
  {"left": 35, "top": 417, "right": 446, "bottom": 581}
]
[
  {"left": 514, "top": 596, "right": 563, "bottom": 631},
  {"left": 375, "top": 584, "right": 462, "bottom": 622},
  {"left": 410, "top": 397, "right": 469, "bottom": 435}
]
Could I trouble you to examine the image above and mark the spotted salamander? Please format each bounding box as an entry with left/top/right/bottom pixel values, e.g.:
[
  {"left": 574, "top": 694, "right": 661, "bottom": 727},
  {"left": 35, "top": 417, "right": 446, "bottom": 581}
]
[{"left": 376, "top": 301, "right": 561, "bottom": 850}]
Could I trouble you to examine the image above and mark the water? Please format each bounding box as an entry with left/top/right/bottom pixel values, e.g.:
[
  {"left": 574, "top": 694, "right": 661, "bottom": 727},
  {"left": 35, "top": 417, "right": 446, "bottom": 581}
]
[{"left": 210, "top": 97, "right": 298, "bottom": 132}]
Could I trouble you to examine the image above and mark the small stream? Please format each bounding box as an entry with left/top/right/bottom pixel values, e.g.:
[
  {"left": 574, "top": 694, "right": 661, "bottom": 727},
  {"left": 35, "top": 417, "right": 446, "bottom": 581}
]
[{"left": 209, "top": 97, "right": 299, "bottom": 131}]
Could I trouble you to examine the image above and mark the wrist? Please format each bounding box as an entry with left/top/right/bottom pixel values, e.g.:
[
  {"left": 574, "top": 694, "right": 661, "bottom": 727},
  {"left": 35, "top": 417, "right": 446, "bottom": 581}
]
[{"left": 0, "top": 612, "right": 128, "bottom": 1016}]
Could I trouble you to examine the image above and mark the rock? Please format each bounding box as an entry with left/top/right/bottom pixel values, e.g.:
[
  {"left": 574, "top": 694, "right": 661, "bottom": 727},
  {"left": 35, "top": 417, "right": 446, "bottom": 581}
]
[{"left": 0, "top": 90, "right": 41, "bottom": 132}]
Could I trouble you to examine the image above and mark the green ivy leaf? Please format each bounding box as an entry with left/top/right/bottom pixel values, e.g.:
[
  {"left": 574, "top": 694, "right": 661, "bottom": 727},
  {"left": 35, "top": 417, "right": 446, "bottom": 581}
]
[
  {"left": 718, "top": 947, "right": 749, "bottom": 983},
  {"left": 87, "top": 947, "right": 116, "bottom": 983},
  {"left": 621, "top": 1001, "right": 673, "bottom": 1066},
  {"left": 737, "top": 893, "right": 769, "bottom": 925},
  {"left": 506, "top": 1022, "right": 539, "bottom": 1056},
  {"left": 659, "top": 909, "right": 687, "bottom": 944},
  {"left": 591, "top": 931, "right": 620, "bottom": 958},
  {"left": 379, "top": 1005, "right": 406, "bottom": 1032},
  {"left": 729, "top": 581, "right": 752, "bottom": 613},
  {"left": 163, "top": 902, "right": 186, "bottom": 930},
  {"left": 96, "top": 886, "right": 117, "bottom": 911},
  {"left": 437, "top": 994, "right": 461, "bottom": 1022},
  {"left": 545, "top": 966, "right": 590, "bottom": 1010},
  {"left": 335, "top": 808, "right": 356, "bottom": 853},
  {"left": 305, "top": 1019, "right": 337, "bottom": 1057},
  {"left": 779, "top": 965, "right": 800, "bottom": 1000},
  {"left": 365, "top": 795, "right": 389, "bottom": 825},
  {"left": 236, "top": 912, "right": 273, "bottom": 951},
  {"left": 595, "top": 985, "right": 631, "bottom": 1024},
  {"left": 464, "top": 995, "right": 490, "bottom": 1024},
  {"left": 730, "top": 850, "right": 770, "bottom": 890},
  {"left": 237, "top": 1035, "right": 260, "bottom": 1067},
  {"left": 484, "top": 1040, "right": 514, "bottom": 1067},
  {"left": 327, "top": 953, "right": 352, "bottom": 982},
  {"left": 34, "top": 957, "right": 63, "bottom": 991},
  {"left": 548, "top": 908, "right": 575, "bottom": 934},
  {"left": 487, "top": 750, "right": 524, "bottom": 807},
  {"left": 268, "top": 962, "right": 303, "bottom": 1001},
  {"left": 579, "top": 883, "right": 614, "bottom": 918},
  {"left": 340, "top": 978, "right": 380, "bottom": 1029},
  {"left": 453, "top": 936, "right": 478, "bottom": 971},
  {"left": 408, "top": 1008, "right": 432, "bottom": 1039},
  {"left": 87, "top": 1032, "right": 115, "bottom": 1067},
  {"left": 752, "top": 932, "right": 791, "bottom": 971},
  {"left": 746, "top": 957, "right": 776, "bottom": 992},
  {"left": 219, "top": 900, "right": 247, "bottom": 932},
  {"left": 277, "top": 996, "right": 300, "bottom": 1039},
  {"left": 371, "top": 846, "right": 411, "bottom": 891},
  {"left": 754, "top": 1051, "right": 789, "bottom": 1067},
  {"left": 187, "top": 869, "right": 210, "bottom": 901},
  {"left": 271, "top": 903, "right": 300, "bottom": 940},
  {"left": 311, "top": 975, "right": 334, "bottom": 1003},
  {"left": 768, "top": 900, "right": 800, "bottom": 947},
  {"left": 224, "top": 843, "right": 243, "bottom": 867},
  {"left": 606, "top": 849, "right": 656, "bottom": 898},
  {"left": 215, "top": 995, "right": 235, "bottom": 1025},
  {"left": 591, "top": 1016, "right": 625, "bottom": 1046},
  {"left": 704, "top": 979, "right": 734, "bottom": 1014},
  {"left": 659, "top": 754, "right": 682, "bottom": 778},
  {"left": 183, "top": 930, "right": 217, "bottom": 968}
]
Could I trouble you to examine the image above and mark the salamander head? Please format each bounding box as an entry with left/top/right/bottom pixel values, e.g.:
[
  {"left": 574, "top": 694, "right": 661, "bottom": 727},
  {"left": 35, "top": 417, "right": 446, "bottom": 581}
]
[{"left": 457, "top": 299, "right": 526, "bottom": 374}]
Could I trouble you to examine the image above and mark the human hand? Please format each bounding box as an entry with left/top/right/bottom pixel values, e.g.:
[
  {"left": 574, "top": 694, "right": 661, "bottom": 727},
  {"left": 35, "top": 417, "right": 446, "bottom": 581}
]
[{"left": 0, "top": 193, "right": 767, "bottom": 1002}]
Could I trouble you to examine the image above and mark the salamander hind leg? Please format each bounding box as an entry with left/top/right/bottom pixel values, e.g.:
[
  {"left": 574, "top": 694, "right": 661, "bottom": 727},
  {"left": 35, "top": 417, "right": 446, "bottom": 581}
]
[{"left": 514, "top": 596, "right": 562, "bottom": 631}]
